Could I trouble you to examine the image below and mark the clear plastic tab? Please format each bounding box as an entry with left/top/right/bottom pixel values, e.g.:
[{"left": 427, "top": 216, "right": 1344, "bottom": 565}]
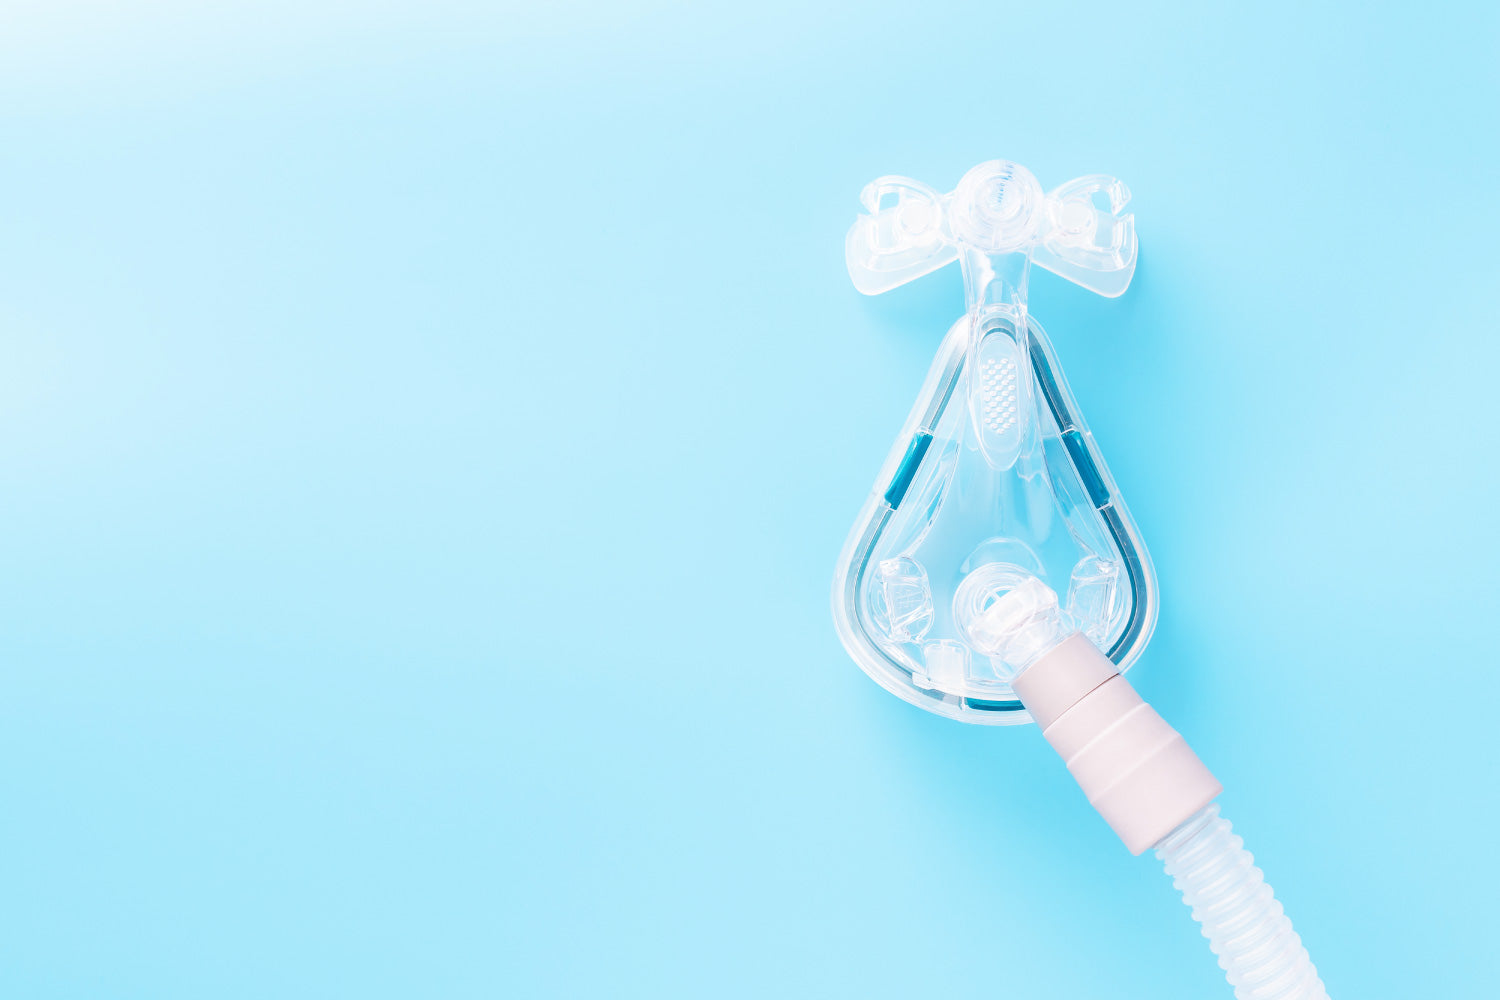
[{"left": 845, "top": 177, "right": 957, "bottom": 295}]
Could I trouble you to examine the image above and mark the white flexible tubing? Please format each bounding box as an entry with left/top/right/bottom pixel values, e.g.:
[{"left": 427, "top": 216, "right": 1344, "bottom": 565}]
[
  {"left": 1155, "top": 805, "right": 1329, "bottom": 1000},
  {"left": 1009, "top": 634, "right": 1332, "bottom": 999}
]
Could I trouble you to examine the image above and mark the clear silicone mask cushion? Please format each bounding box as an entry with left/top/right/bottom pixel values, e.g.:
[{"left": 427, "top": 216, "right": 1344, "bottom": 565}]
[
  {"left": 831, "top": 161, "right": 1331, "bottom": 1000},
  {"left": 832, "top": 160, "right": 1154, "bottom": 724}
]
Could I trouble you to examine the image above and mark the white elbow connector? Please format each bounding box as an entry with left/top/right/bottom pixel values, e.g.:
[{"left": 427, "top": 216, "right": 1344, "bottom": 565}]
[{"left": 1011, "top": 632, "right": 1221, "bottom": 855}]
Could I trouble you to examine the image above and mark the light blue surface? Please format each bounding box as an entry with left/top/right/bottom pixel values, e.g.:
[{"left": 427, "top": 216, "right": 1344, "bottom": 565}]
[{"left": 2, "top": 3, "right": 1497, "bottom": 997}]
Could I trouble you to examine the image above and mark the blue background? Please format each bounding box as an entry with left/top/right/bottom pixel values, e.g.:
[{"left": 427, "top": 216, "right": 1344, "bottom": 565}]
[{"left": 2, "top": 2, "right": 1496, "bottom": 997}]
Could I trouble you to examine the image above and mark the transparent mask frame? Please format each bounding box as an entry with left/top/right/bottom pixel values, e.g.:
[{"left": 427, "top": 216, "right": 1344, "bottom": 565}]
[{"left": 832, "top": 160, "right": 1157, "bottom": 725}]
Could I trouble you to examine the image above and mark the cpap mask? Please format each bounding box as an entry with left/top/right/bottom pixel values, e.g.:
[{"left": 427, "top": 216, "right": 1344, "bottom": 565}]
[{"left": 833, "top": 160, "right": 1331, "bottom": 1000}]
